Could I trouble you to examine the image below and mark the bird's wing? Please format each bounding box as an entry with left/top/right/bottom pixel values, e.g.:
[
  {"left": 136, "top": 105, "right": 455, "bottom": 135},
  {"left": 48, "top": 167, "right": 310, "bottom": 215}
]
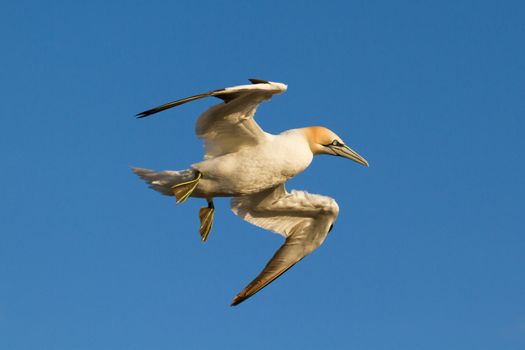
[
  {"left": 230, "top": 184, "right": 339, "bottom": 306},
  {"left": 136, "top": 79, "right": 287, "bottom": 159}
]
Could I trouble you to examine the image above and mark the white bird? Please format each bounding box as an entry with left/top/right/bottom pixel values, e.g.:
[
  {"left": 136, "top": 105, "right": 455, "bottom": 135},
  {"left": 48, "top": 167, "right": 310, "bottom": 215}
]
[{"left": 133, "top": 79, "right": 368, "bottom": 306}]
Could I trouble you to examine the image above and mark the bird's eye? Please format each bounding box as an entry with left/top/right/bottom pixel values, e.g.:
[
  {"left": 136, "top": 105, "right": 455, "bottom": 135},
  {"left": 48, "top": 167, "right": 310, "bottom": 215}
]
[{"left": 332, "top": 140, "right": 339, "bottom": 146}]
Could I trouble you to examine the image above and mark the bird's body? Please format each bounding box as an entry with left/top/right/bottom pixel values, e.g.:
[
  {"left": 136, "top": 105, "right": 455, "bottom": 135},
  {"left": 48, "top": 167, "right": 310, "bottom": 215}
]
[
  {"left": 192, "top": 129, "right": 312, "bottom": 197},
  {"left": 133, "top": 79, "right": 368, "bottom": 306}
]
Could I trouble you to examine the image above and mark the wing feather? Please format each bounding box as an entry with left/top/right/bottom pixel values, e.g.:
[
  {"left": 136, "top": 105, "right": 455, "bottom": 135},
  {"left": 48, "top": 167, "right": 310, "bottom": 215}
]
[
  {"left": 230, "top": 185, "right": 339, "bottom": 305},
  {"left": 136, "top": 80, "right": 288, "bottom": 158},
  {"left": 231, "top": 234, "right": 308, "bottom": 306}
]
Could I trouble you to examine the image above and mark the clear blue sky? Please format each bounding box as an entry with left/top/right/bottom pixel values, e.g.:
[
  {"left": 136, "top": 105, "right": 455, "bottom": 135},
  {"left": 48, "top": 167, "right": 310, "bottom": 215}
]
[{"left": 1, "top": 1, "right": 524, "bottom": 349}]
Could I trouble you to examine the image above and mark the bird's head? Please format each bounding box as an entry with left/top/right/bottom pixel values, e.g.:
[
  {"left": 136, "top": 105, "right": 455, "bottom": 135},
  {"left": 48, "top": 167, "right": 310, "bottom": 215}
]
[{"left": 302, "top": 126, "right": 369, "bottom": 167}]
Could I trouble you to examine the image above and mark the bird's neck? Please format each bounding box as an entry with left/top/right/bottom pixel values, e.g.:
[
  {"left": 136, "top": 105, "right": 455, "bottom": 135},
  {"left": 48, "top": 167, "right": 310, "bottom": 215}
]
[{"left": 296, "top": 127, "right": 326, "bottom": 155}]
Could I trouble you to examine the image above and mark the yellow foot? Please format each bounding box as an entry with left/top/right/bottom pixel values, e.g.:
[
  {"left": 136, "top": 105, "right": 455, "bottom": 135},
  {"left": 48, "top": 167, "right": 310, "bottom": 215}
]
[
  {"left": 199, "top": 203, "right": 214, "bottom": 242},
  {"left": 171, "top": 171, "right": 201, "bottom": 204}
]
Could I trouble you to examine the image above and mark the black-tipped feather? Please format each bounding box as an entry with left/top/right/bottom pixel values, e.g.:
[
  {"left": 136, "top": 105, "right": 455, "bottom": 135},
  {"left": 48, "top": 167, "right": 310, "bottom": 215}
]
[
  {"left": 231, "top": 261, "right": 299, "bottom": 306},
  {"left": 136, "top": 79, "right": 272, "bottom": 118},
  {"left": 136, "top": 92, "right": 216, "bottom": 118},
  {"left": 136, "top": 88, "right": 248, "bottom": 118},
  {"left": 248, "top": 78, "right": 270, "bottom": 84}
]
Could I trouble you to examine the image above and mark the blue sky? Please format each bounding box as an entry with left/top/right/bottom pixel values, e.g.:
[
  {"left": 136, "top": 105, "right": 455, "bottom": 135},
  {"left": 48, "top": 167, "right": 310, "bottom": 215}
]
[{"left": 1, "top": 0, "right": 524, "bottom": 349}]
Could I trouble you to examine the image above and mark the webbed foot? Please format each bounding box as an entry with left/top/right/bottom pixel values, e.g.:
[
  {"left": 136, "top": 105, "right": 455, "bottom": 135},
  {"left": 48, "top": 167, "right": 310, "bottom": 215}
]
[
  {"left": 171, "top": 171, "right": 201, "bottom": 203},
  {"left": 199, "top": 200, "right": 214, "bottom": 242}
]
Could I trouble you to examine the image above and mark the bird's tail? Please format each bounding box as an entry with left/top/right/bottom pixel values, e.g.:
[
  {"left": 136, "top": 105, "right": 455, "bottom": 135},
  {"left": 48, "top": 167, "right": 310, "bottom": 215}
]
[{"left": 132, "top": 167, "right": 197, "bottom": 196}]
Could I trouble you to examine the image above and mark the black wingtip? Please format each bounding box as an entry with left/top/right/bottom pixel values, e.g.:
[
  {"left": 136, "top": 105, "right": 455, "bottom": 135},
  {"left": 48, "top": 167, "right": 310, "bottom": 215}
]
[
  {"left": 136, "top": 107, "right": 164, "bottom": 118},
  {"left": 248, "top": 78, "right": 270, "bottom": 84},
  {"left": 230, "top": 296, "right": 245, "bottom": 306}
]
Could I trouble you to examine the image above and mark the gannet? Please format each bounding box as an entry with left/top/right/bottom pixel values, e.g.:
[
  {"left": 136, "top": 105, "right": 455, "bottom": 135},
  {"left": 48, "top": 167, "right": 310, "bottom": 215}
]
[{"left": 133, "top": 79, "right": 368, "bottom": 306}]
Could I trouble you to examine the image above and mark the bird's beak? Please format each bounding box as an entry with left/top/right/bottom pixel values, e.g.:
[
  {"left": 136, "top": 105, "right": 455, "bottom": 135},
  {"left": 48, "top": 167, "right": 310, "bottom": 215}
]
[{"left": 330, "top": 145, "right": 369, "bottom": 167}]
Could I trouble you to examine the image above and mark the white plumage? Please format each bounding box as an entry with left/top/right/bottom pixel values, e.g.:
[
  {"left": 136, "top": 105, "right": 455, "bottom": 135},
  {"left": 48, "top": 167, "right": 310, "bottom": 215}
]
[{"left": 133, "top": 79, "right": 368, "bottom": 305}]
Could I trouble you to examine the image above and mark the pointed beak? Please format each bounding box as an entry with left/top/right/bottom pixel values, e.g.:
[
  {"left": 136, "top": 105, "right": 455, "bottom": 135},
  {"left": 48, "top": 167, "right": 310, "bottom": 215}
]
[{"left": 330, "top": 145, "right": 369, "bottom": 167}]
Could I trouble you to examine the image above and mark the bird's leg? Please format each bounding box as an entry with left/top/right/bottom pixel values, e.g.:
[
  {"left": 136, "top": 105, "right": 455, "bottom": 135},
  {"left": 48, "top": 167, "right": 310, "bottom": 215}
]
[
  {"left": 171, "top": 171, "right": 202, "bottom": 204},
  {"left": 199, "top": 199, "right": 215, "bottom": 242}
]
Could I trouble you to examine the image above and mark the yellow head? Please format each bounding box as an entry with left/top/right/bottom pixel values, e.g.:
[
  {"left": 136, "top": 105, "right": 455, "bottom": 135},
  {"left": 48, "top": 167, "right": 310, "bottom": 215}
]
[{"left": 302, "top": 126, "right": 369, "bottom": 166}]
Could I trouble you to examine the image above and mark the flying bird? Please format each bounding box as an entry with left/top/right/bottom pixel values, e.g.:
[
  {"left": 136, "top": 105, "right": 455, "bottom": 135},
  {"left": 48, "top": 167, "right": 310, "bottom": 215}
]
[{"left": 133, "top": 79, "right": 368, "bottom": 306}]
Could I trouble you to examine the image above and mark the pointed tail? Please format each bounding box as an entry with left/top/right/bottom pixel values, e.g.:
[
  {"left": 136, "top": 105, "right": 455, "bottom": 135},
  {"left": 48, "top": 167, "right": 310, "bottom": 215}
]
[{"left": 131, "top": 167, "right": 196, "bottom": 196}]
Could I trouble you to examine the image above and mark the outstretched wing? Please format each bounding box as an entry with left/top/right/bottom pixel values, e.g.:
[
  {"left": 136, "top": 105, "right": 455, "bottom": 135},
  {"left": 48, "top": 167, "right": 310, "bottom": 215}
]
[
  {"left": 136, "top": 79, "right": 288, "bottom": 159},
  {"left": 230, "top": 184, "right": 339, "bottom": 306}
]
